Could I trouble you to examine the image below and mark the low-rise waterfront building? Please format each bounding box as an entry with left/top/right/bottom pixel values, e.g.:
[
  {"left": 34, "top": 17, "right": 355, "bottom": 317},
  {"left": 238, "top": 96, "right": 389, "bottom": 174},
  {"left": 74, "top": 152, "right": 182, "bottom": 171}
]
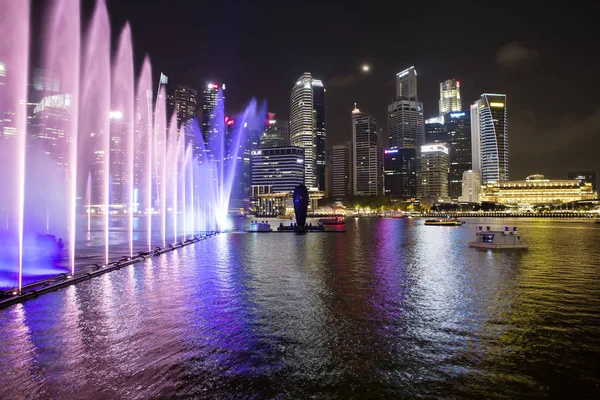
[{"left": 480, "top": 174, "right": 597, "bottom": 205}]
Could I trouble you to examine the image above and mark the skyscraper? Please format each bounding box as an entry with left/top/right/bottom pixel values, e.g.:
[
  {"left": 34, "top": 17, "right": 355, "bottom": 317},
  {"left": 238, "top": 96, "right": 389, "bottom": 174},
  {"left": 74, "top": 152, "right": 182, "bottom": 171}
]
[
  {"left": 332, "top": 143, "right": 351, "bottom": 197},
  {"left": 470, "top": 101, "right": 481, "bottom": 172},
  {"left": 471, "top": 94, "right": 508, "bottom": 184},
  {"left": 201, "top": 82, "right": 225, "bottom": 147},
  {"left": 419, "top": 144, "right": 449, "bottom": 201},
  {"left": 459, "top": 170, "right": 481, "bottom": 203},
  {"left": 425, "top": 116, "right": 447, "bottom": 144},
  {"left": 396, "top": 66, "right": 417, "bottom": 100},
  {"left": 352, "top": 106, "right": 383, "bottom": 196},
  {"left": 313, "top": 80, "right": 326, "bottom": 192},
  {"left": 388, "top": 66, "right": 424, "bottom": 149},
  {"left": 384, "top": 148, "right": 417, "bottom": 198},
  {"left": 439, "top": 79, "right": 461, "bottom": 115},
  {"left": 445, "top": 111, "right": 471, "bottom": 200},
  {"left": 290, "top": 72, "right": 326, "bottom": 190},
  {"left": 260, "top": 113, "right": 289, "bottom": 148}
]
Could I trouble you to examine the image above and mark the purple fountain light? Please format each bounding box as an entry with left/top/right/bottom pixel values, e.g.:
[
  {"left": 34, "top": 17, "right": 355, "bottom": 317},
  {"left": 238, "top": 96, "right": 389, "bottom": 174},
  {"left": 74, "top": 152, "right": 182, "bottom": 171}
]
[{"left": 0, "top": 0, "right": 263, "bottom": 292}]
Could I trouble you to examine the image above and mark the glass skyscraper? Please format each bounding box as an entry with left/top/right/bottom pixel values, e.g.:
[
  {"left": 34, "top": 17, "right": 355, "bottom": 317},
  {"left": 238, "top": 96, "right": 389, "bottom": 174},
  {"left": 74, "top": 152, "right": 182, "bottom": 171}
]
[
  {"left": 290, "top": 73, "right": 325, "bottom": 190},
  {"left": 471, "top": 94, "right": 508, "bottom": 185},
  {"left": 352, "top": 106, "right": 383, "bottom": 196},
  {"left": 439, "top": 79, "right": 461, "bottom": 115}
]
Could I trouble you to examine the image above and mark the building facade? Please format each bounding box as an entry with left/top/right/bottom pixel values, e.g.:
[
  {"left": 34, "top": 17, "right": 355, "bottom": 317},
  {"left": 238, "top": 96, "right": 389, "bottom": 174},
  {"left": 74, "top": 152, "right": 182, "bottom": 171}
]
[
  {"left": 250, "top": 146, "right": 305, "bottom": 194},
  {"left": 419, "top": 144, "right": 449, "bottom": 202},
  {"left": 260, "top": 113, "right": 289, "bottom": 148},
  {"left": 290, "top": 73, "right": 325, "bottom": 190},
  {"left": 352, "top": 107, "right": 383, "bottom": 196},
  {"left": 480, "top": 174, "right": 596, "bottom": 205},
  {"left": 313, "top": 80, "right": 326, "bottom": 192},
  {"left": 384, "top": 147, "right": 417, "bottom": 198},
  {"left": 471, "top": 93, "right": 508, "bottom": 184},
  {"left": 459, "top": 169, "right": 481, "bottom": 203},
  {"left": 425, "top": 115, "right": 447, "bottom": 144},
  {"left": 201, "top": 82, "right": 225, "bottom": 148},
  {"left": 445, "top": 111, "right": 471, "bottom": 200},
  {"left": 439, "top": 79, "right": 461, "bottom": 115},
  {"left": 332, "top": 143, "right": 351, "bottom": 198}
]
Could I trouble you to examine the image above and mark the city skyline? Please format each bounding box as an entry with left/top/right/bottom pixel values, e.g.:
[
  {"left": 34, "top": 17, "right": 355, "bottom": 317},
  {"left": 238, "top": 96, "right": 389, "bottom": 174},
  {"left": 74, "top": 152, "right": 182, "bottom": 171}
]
[{"left": 25, "top": 0, "right": 600, "bottom": 182}]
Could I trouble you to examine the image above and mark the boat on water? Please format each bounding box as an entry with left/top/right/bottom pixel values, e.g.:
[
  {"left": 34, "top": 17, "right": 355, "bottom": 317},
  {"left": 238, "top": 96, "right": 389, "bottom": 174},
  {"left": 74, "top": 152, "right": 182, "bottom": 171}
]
[
  {"left": 319, "top": 216, "right": 345, "bottom": 225},
  {"left": 468, "top": 226, "right": 528, "bottom": 249},
  {"left": 424, "top": 217, "right": 464, "bottom": 226},
  {"left": 246, "top": 221, "right": 272, "bottom": 232}
]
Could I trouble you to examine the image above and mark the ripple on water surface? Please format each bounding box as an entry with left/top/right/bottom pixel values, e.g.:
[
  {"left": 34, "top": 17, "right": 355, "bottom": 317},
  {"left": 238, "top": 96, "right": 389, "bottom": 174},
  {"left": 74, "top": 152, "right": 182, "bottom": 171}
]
[{"left": 1, "top": 218, "right": 599, "bottom": 398}]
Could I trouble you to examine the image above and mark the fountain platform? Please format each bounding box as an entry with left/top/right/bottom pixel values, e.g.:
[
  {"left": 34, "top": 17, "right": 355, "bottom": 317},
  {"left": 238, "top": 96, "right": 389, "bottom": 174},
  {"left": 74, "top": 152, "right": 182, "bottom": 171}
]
[{"left": 0, "top": 232, "right": 220, "bottom": 310}]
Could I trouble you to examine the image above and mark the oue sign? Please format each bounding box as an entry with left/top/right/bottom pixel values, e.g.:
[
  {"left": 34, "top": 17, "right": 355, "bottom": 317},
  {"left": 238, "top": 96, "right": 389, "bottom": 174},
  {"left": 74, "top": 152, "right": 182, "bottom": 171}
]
[{"left": 251, "top": 150, "right": 262, "bottom": 156}]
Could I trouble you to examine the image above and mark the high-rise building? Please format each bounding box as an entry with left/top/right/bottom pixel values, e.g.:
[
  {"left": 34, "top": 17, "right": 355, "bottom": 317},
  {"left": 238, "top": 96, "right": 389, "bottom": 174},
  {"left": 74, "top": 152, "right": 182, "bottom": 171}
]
[
  {"left": 396, "top": 66, "right": 417, "bottom": 100},
  {"left": 568, "top": 171, "right": 597, "bottom": 193},
  {"left": 168, "top": 84, "right": 198, "bottom": 156},
  {"left": 470, "top": 101, "right": 481, "bottom": 172},
  {"left": 260, "top": 113, "right": 289, "bottom": 148},
  {"left": 439, "top": 79, "right": 461, "bottom": 115},
  {"left": 29, "top": 94, "right": 71, "bottom": 169},
  {"left": 290, "top": 72, "right": 325, "bottom": 190},
  {"left": 388, "top": 100, "right": 424, "bottom": 149},
  {"left": 313, "top": 80, "right": 326, "bottom": 192},
  {"left": 352, "top": 106, "right": 383, "bottom": 196},
  {"left": 250, "top": 146, "right": 305, "bottom": 193},
  {"left": 384, "top": 147, "right": 417, "bottom": 198},
  {"left": 459, "top": 170, "right": 481, "bottom": 203},
  {"left": 332, "top": 143, "right": 351, "bottom": 198},
  {"left": 419, "top": 144, "right": 449, "bottom": 201},
  {"left": 201, "top": 82, "right": 225, "bottom": 147},
  {"left": 445, "top": 111, "right": 471, "bottom": 200},
  {"left": 425, "top": 116, "right": 447, "bottom": 144},
  {"left": 471, "top": 94, "right": 508, "bottom": 184},
  {"left": 109, "top": 110, "right": 127, "bottom": 204}
]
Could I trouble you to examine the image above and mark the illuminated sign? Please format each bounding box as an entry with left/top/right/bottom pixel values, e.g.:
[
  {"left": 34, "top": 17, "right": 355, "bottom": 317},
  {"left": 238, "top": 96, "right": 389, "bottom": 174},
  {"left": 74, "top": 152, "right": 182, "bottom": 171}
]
[
  {"left": 490, "top": 102, "right": 504, "bottom": 108},
  {"left": 250, "top": 150, "right": 262, "bottom": 156},
  {"left": 384, "top": 149, "right": 398, "bottom": 154},
  {"left": 425, "top": 116, "right": 444, "bottom": 125},
  {"left": 421, "top": 144, "right": 449, "bottom": 155},
  {"left": 268, "top": 120, "right": 276, "bottom": 125},
  {"left": 396, "top": 66, "right": 415, "bottom": 78},
  {"left": 449, "top": 112, "right": 465, "bottom": 118}
]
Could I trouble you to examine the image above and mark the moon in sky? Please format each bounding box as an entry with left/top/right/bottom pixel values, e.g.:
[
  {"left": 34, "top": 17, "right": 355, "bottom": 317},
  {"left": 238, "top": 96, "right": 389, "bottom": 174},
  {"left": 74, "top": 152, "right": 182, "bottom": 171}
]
[{"left": 362, "top": 64, "right": 370, "bottom": 72}]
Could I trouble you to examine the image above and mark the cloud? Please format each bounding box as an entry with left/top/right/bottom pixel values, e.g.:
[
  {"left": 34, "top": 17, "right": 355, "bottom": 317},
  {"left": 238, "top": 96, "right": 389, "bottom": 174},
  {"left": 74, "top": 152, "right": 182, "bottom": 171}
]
[
  {"left": 495, "top": 41, "right": 540, "bottom": 67},
  {"left": 327, "top": 73, "right": 356, "bottom": 88}
]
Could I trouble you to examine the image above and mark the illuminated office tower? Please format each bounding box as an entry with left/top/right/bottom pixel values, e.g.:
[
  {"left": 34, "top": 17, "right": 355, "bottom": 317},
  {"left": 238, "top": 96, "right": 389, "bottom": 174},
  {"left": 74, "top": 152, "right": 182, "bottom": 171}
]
[
  {"left": 261, "top": 113, "right": 289, "bottom": 148},
  {"left": 290, "top": 72, "right": 326, "bottom": 190},
  {"left": 313, "top": 80, "right": 326, "bottom": 191},
  {"left": 396, "top": 65, "right": 417, "bottom": 100},
  {"left": 332, "top": 143, "right": 351, "bottom": 197},
  {"left": 425, "top": 115, "right": 447, "bottom": 144},
  {"left": 352, "top": 106, "right": 383, "bottom": 196},
  {"left": 202, "top": 82, "right": 225, "bottom": 149},
  {"left": 168, "top": 84, "right": 198, "bottom": 156},
  {"left": 419, "top": 144, "right": 449, "bottom": 201},
  {"left": 459, "top": 170, "right": 481, "bottom": 203},
  {"left": 471, "top": 94, "right": 508, "bottom": 184},
  {"left": 439, "top": 79, "right": 461, "bottom": 115},
  {"left": 444, "top": 111, "right": 471, "bottom": 200}
]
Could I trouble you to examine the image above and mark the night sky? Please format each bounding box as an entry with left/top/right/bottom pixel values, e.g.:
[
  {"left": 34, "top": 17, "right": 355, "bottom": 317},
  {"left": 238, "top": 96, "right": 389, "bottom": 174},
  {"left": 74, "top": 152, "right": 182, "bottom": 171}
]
[{"left": 42, "top": 0, "right": 600, "bottom": 181}]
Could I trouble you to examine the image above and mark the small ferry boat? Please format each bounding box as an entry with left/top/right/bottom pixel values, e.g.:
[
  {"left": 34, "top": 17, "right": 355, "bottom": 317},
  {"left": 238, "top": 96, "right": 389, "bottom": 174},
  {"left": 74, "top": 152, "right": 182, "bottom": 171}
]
[
  {"left": 424, "top": 217, "right": 464, "bottom": 226},
  {"left": 468, "top": 226, "right": 528, "bottom": 249},
  {"left": 319, "top": 216, "right": 345, "bottom": 225},
  {"left": 246, "top": 221, "right": 272, "bottom": 232}
]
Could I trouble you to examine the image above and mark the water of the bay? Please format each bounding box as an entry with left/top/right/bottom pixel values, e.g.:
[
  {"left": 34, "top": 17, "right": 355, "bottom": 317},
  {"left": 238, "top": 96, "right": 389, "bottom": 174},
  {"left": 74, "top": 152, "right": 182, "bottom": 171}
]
[{"left": 1, "top": 218, "right": 599, "bottom": 399}]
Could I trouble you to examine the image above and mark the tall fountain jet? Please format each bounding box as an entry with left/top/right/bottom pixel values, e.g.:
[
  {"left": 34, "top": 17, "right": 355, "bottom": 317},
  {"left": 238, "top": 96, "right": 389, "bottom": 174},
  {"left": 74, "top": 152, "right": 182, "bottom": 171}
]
[{"left": 0, "top": 0, "right": 263, "bottom": 292}]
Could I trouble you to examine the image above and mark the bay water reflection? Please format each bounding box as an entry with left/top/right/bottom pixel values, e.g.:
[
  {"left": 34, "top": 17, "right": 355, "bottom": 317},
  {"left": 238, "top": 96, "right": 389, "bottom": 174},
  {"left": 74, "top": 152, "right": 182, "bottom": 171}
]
[{"left": 1, "top": 218, "right": 599, "bottom": 398}]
